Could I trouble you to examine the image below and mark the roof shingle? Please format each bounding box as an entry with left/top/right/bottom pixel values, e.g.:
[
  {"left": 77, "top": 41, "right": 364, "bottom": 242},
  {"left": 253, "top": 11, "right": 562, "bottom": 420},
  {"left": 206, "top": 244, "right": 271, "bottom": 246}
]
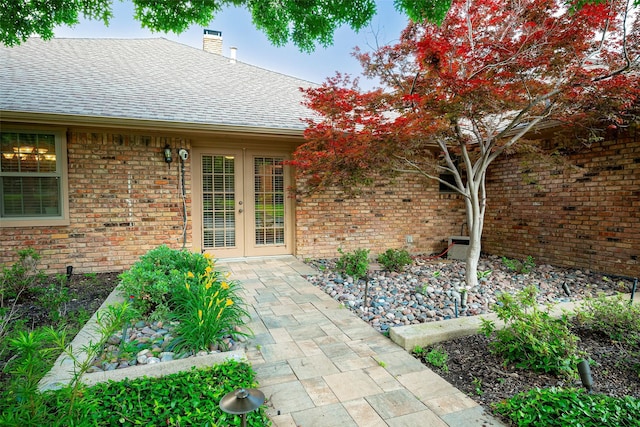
[{"left": 0, "top": 38, "right": 316, "bottom": 132}]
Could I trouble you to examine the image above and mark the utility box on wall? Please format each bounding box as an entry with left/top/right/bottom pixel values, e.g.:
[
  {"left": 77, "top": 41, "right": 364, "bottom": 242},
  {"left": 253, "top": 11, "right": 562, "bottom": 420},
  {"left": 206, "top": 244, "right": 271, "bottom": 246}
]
[{"left": 448, "top": 236, "right": 470, "bottom": 260}]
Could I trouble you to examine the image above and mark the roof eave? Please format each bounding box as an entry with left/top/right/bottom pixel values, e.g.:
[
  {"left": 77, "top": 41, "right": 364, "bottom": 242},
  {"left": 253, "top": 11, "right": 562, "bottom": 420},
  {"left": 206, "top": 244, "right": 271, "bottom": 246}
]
[{"left": 0, "top": 110, "right": 306, "bottom": 137}]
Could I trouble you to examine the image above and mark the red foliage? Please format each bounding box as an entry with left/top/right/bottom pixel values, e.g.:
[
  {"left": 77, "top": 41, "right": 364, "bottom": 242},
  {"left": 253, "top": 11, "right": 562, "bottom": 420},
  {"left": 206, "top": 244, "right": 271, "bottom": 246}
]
[{"left": 291, "top": 0, "right": 639, "bottom": 194}]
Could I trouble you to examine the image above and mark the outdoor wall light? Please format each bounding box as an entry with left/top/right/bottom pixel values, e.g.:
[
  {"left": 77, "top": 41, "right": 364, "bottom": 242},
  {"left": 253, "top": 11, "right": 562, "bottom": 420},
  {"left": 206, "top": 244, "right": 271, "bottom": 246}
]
[
  {"left": 219, "top": 388, "right": 265, "bottom": 427},
  {"left": 578, "top": 359, "right": 593, "bottom": 392},
  {"left": 163, "top": 145, "right": 173, "bottom": 164}
]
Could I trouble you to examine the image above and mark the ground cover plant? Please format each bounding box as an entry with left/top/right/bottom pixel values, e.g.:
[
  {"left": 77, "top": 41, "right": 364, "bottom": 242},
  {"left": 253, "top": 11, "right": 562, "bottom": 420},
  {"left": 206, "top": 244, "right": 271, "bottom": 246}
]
[{"left": 2, "top": 359, "right": 268, "bottom": 426}]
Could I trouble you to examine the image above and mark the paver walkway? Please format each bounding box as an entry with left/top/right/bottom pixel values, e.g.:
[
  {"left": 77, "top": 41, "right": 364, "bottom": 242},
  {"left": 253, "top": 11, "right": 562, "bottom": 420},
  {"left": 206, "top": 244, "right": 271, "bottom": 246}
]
[{"left": 218, "top": 256, "right": 507, "bottom": 427}]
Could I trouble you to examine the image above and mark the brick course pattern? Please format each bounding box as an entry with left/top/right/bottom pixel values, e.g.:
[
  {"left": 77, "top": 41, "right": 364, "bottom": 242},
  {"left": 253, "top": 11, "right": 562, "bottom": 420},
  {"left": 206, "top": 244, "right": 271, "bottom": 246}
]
[
  {"left": 483, "top": 131, "right": 640, "bottom": 277},
  {"left": 295, "top": 174, "right": 467, "bottom": 259},
  {"left": 0, "top": 131, "right": 192, "bottom": 274}
]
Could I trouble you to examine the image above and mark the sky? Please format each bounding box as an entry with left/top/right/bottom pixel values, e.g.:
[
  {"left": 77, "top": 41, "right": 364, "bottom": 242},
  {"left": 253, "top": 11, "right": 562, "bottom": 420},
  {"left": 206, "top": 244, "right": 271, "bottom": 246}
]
[{"left": 53, "top": 1, "right": 410, "bottom": 89}]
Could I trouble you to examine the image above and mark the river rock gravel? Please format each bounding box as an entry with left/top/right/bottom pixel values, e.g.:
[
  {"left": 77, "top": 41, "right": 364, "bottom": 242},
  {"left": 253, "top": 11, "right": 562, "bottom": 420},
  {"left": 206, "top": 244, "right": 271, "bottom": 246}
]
[
  {"left": 306, "top": 254, "right": 635, "bottom": 333},
  {"left": 90, "top": 320, "right": 244, "bottom": 372}
]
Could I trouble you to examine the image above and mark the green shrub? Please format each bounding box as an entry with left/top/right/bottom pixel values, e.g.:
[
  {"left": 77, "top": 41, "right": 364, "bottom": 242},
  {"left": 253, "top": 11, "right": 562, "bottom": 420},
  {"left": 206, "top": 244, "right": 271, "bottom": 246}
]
[
  {"left": 169, "top": 259, "right": 251, "bottom": 353},
  {"left": 0, "top": 248, "right": 45, "bottom": 306},
  {"left": 336, "top": 248, "right": 370, "bottom": 280},
  {"left": 118, "top": 245, "right": 210, "bottom": 317},
  {"left": 377, "top": 249, "right": 412, "bottom": 272},
  {"left": 494, "top": 387, "right": 640, "bottom": 427},
  {"left": 501, "top": 255, "right": 536, "bottom": 274},
  {"left": 37, "top": 274, "right": 75, "bottom": 326},
  {"left": 577, "top": 293, "right": 640, "bottom": 346},
  {"left": 480, "top": 285, "right": 582, "bottom": 377}
]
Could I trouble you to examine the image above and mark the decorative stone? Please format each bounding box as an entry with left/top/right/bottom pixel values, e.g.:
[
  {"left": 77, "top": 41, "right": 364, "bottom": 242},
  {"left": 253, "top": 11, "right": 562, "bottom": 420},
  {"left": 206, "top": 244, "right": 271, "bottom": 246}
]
[{"left": 107, "top": 335, "right": 121, "bottom": 345}]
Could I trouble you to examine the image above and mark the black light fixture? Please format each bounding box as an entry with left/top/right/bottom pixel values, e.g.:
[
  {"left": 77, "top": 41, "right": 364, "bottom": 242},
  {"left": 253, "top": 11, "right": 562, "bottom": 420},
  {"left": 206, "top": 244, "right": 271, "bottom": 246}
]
[
  {"left": 577, "top": 359, "right": 593, "bottom": 392},
  {"left": 219, "top": 388, "right": 265, "bottom": 427},
  {"left": 163, "top": 145, "right": 173, "bottom": 164}
]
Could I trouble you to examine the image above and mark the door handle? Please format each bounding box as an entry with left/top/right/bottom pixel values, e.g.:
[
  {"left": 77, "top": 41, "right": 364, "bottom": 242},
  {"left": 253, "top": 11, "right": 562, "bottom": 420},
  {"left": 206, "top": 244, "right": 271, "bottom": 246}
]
[{"left": 238, "top": 208, "right": 244, "bottom": 213}]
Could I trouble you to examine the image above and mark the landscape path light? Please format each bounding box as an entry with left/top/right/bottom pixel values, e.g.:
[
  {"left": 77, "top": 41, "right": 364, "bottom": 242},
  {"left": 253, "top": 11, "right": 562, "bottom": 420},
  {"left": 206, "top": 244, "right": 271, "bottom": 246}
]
[
  {"left": 577, "top": 359, "right": 593, "bottom": 393},
  {"left": 219, "top": 387, "right": 265, "bottom": 427}
]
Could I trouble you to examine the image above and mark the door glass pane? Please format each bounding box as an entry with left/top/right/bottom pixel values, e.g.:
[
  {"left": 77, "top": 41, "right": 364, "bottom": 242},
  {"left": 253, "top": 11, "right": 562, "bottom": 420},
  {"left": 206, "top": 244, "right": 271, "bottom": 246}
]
[
  {"left": 202, "top": 155, "right": 235, "bottom": 248},
  {"left": 254, "top": 157, "right": 285, "bottom": 245}
]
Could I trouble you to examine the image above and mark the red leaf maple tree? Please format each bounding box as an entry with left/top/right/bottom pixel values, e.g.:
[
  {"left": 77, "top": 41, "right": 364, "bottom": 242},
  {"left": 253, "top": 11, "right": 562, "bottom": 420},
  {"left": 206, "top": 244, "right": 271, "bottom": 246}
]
[{"left": 292, "top": 0, "right": 639, "bottom": 288}]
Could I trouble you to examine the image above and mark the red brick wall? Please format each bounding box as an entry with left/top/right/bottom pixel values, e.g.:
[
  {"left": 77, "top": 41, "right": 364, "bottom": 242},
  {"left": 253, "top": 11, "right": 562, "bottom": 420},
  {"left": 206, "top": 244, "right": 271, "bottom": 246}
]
[
  {"left": 483, "top": 131, "right": 640, "bottom": 277},
  {"left": 295, "top": 174, "right": 467, "bottom": 258},
  {"left": 0, "top": 130, "right": 192, "bottom": 274}
]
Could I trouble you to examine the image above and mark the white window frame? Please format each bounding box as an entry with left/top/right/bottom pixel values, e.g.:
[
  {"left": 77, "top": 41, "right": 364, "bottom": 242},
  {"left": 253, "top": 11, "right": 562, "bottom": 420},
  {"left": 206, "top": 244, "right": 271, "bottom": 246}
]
[{"left": 0, "top": 128, "right": 69, "bottom": 227}]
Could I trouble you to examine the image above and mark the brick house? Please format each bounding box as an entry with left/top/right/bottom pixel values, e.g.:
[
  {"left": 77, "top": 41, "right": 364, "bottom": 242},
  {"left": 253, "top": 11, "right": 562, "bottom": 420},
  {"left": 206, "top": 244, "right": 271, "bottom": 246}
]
[{"left": 1, "top": 35, "right": 638, "bottom": 277}]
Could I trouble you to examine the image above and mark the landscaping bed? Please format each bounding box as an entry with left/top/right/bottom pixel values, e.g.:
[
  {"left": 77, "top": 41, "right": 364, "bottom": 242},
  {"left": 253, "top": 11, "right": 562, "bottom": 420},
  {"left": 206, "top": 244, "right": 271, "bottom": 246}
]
[
  {"left": 0, "top": 247, "right": 263, "bottom": 426},
  {"left": 418, "top": 325, "right": 640, "bottom": 425},
  {"left": 4, "top": 247, "right": 639, "bottom": 426}
]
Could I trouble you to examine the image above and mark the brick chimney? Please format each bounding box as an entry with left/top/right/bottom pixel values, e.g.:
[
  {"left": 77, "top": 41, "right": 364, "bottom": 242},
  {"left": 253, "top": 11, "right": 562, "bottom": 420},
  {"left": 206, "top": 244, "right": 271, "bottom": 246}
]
[{"left": 203, "top": 29, "right": 223, "bottom": 55}]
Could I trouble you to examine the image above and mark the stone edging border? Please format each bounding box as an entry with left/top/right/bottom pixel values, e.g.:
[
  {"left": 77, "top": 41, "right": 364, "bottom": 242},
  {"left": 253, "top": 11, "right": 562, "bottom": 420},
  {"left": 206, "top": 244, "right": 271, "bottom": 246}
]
[{"left": 390, "top": 293, "right": 637, "bottom": 351}]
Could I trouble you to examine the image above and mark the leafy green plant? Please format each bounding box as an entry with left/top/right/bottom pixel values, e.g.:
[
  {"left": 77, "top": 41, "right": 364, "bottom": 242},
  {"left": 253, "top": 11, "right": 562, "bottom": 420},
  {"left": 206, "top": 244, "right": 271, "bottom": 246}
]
[
  {"left": 415, "top": 346, "right": 450, "bottom": 373},
  {"left": 2, "top": 360, "right": 269, "bottom": 426},
  {"left": 501, "top": 255, "right": 536, "bottom": 274},
  {"left": 494, "top": 387, "right": 640, "bottom": 426},
  {"left": 1, "top": 327, "right": 59, "bottom": 423},
  {"left": 118, "top": 245, "right": 210, "bottom": 317},
  {"left": 477, "top": 269, "right": 492, "bottom": 280},
  {"left": 472, "top": 377, "right": 484, "bottom": 396},
  {"left": 336, "top": 248, "right": 370, "bottom": 280},
  {"left": 37, "top": 274, "right": 75, "bottom": 325},
  {"left": 480, "top": 285, "right": 582, "bottom": 377},
  {"left": 377, "top": 248, "right": 412, "bottom": 272},
  {"left": 577, "top": 293, "right": 640, "bottom": 345},
  {"left": 169, "top": 258, "right": 251, "bottom": 353},
  {"left": 0, "top": 248, "right": 46, "bottom": 306}
]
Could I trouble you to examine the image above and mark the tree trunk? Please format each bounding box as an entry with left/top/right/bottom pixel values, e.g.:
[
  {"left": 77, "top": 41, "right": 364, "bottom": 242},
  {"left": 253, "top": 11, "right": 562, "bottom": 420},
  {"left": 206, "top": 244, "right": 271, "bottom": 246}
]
[
  {"left": 463, "top": 159, "right": 487, "bottom": 290},
  {"left": 465, "top": 224, "right": 482, "bottom": 289}
]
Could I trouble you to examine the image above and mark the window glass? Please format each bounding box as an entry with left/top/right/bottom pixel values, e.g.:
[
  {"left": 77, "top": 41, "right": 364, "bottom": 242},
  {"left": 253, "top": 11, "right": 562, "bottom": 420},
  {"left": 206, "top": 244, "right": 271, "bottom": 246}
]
[{"left": 0, "top": 132, "right": 62, "bottom": 218}]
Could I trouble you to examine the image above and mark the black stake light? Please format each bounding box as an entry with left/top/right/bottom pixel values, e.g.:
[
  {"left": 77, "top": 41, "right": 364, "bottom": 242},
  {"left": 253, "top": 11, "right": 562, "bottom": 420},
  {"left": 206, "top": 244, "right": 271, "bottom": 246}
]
[
  {"left": 219, "top": 388, "right": 265, "bottom": 427},
  {"left": 577, "top": 360, "right": 593, "bottom": 392}
]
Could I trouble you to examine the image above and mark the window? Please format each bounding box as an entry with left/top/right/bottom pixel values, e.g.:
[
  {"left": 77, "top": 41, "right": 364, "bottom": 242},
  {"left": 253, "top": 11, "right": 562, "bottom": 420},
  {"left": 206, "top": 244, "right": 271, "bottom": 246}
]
[
  {"left": 439, "top": 172, "right": 458, "bottom": 193},
  {"left": 0, "top": 130, "right": 68, "bottom": 226}
]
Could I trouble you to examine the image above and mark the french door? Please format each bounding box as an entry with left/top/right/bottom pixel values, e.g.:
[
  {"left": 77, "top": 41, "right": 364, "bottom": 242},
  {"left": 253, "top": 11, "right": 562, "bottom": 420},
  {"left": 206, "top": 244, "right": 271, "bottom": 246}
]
[{"left": 196, "top": 149, "right": 292, "bottom": 258}]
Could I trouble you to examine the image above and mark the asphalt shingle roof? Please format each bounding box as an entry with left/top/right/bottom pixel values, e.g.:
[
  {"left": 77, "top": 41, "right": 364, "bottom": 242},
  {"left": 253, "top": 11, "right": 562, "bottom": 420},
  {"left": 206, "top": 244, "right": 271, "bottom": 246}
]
[{"left": 0, "top": 38, "right": 316, "bottom": 132}]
